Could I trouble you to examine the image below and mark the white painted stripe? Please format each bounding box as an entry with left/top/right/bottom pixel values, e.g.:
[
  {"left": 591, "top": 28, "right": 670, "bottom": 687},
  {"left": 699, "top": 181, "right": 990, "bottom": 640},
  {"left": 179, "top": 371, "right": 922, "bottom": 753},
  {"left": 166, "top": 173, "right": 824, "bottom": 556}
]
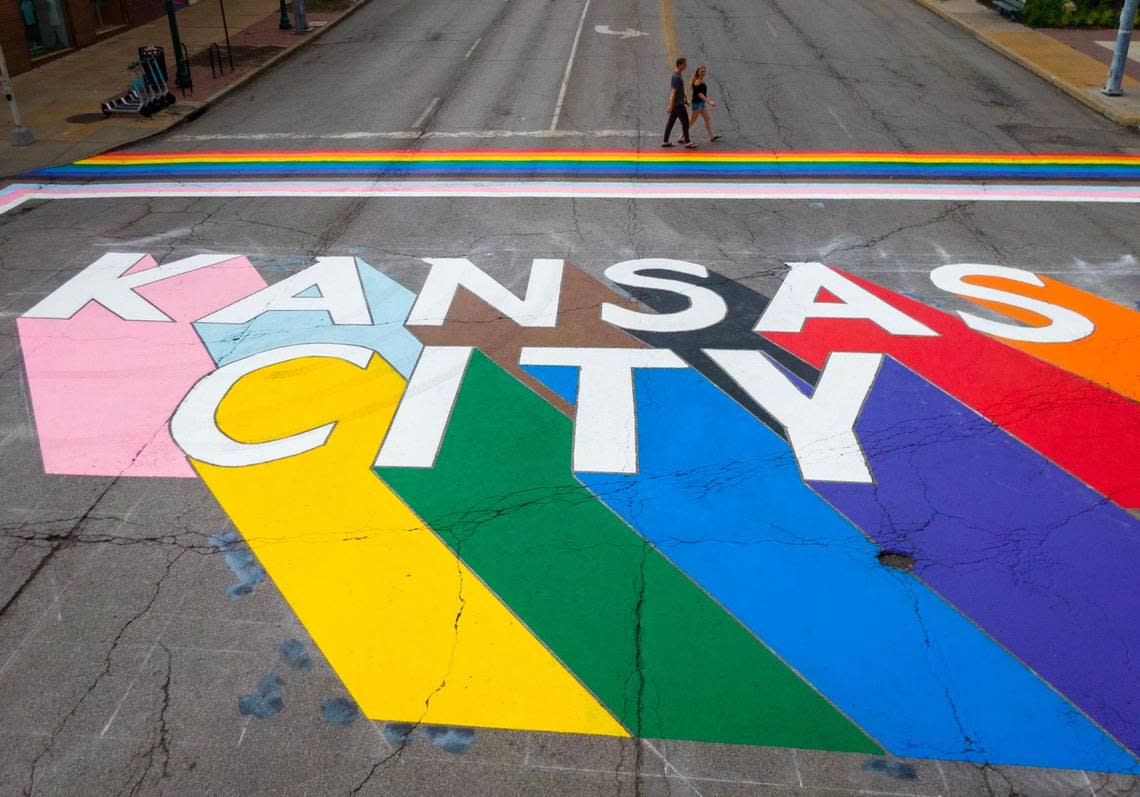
[
  {"left": 374, "top": 346, "right": 473, "bottom": 469},
  {"left": 520, "top": 347, "right": 687, "bottom": 474},
  {"left": 465, "top": 36, "right": 482, "bottom": 59},
  {"left": 413, "top": 97, "right": 441, "bottom": 129},
  {"left": 550, "top": 0, "right": 592, "bottom": 131},
  {"left": 167, "top": 129, "right": 643, "bottom": 141},
  {"left": 1096, "top": 41, "right": 1140, "bottom": 63},
  {"left": 4, "top": 181, "right": 1140, "bottom": 217}
]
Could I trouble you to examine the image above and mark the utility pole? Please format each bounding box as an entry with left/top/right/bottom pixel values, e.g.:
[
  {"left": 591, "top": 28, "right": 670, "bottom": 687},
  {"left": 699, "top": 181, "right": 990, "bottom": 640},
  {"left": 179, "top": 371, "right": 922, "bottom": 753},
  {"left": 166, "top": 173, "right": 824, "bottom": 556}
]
[
  {"left": 165, "top": 0, "right": 193, "bottom": 89},
  {"left": 0, "top": 45, "right": 34, "bottom": 147},
  {"left": 1101, "top": 0, "right": 1138, "bottom": 96}
]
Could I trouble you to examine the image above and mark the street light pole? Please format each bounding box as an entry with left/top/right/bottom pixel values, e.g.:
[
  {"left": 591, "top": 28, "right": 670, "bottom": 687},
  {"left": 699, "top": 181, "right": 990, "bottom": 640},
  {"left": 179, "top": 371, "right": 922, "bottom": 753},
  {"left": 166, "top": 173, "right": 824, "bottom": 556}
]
[
  {"left": 165, "top": 0, "right": 193, "bottom": 89},
  {"left": 1101, "top": 0, "right": 1139, "bottom": 96},
  {"left": 0, "top": 44, "right": 34, "bottom": 147}
]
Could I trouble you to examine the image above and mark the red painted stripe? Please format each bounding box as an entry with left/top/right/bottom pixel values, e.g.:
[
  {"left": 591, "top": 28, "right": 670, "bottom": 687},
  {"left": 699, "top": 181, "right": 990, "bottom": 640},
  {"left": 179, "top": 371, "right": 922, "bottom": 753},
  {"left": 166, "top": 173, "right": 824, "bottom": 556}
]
[
  {"left": 82, "top": 149, "right": 1140, "bottom": 161},
  {"left": 761, "top": 270, "right": 1140, "bottom": 508}
]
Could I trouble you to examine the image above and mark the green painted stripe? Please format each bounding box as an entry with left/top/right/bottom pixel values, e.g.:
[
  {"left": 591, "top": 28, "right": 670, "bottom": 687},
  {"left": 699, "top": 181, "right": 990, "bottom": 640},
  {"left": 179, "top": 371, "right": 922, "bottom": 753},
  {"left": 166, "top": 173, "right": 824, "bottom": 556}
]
[{"left": 376, "top": 351, "right": 879, "bottom": 752}]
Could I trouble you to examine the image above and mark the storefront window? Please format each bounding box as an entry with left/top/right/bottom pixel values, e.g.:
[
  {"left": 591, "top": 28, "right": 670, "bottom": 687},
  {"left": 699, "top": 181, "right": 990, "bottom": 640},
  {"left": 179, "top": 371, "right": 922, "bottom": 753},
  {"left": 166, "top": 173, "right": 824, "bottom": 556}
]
[
  {"left": 91, "top": 0, "right": 126, "bottom": 32},
  {"left": 22, "top": 0, "right": 72, "bottom": 58}
]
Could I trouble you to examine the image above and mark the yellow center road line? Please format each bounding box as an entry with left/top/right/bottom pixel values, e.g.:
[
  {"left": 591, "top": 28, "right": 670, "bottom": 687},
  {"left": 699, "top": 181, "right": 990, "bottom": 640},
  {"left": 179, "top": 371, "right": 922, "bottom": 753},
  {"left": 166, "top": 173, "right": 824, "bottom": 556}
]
[{"left": 661, "top": 0, "right": 679, "bottom": 65}]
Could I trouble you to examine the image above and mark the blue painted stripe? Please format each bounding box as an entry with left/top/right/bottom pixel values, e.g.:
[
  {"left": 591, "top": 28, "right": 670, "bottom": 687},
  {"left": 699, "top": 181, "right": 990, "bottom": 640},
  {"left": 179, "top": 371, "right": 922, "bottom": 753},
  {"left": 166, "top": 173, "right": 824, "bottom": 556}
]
[
  {"left": 522, "top": 363, "right": 1140, "bottom": 772},
  {"left": 29, "top": 162, "right": 1140, "bottom": 180}
]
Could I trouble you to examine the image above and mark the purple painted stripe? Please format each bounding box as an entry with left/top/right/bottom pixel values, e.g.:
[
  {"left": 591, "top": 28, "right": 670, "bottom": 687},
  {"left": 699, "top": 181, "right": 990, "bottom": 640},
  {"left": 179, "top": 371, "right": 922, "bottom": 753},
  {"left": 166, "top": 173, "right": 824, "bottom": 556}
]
[{"left": 814, "top": 358, "right": 1140, "bottom": 756}]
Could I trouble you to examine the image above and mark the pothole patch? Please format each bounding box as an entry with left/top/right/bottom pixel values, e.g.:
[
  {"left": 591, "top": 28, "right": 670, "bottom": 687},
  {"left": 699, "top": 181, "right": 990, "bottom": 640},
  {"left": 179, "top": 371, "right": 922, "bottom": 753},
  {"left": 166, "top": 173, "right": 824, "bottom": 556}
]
[{"left": 877, "top": 550, "right": 917, "bottom": 571}]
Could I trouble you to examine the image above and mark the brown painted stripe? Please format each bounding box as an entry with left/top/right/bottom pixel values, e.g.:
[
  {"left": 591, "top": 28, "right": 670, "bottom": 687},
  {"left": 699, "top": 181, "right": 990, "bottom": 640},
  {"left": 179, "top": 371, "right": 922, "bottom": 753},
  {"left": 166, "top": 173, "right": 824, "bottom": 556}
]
[{"left": 408, "top": 263, "right": 648, "bottom": 416}]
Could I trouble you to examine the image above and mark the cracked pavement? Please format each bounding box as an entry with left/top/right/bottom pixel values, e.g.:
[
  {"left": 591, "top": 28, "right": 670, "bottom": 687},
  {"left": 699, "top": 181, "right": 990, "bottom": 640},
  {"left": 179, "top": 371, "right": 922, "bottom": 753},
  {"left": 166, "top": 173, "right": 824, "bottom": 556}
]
[{"left": 3, "top": 0, "right": 1140, "bottom": 794}]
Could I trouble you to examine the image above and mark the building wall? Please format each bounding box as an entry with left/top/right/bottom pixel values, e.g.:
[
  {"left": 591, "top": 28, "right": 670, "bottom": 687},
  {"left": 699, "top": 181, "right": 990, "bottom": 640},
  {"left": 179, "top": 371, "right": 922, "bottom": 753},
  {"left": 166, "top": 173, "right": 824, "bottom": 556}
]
[
  {"left": 1, "top": 0, "right": 166, "bottom": 76},
  {"left": 0, "top": 0, "right": 32, "bottom": 75}
]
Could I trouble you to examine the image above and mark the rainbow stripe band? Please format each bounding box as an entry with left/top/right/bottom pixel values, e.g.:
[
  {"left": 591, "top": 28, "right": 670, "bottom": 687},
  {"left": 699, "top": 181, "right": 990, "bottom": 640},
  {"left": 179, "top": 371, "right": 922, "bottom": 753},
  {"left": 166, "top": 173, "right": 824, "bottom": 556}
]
[{"left": 28, "top": 149, "right": 1140, "bottom": 182}]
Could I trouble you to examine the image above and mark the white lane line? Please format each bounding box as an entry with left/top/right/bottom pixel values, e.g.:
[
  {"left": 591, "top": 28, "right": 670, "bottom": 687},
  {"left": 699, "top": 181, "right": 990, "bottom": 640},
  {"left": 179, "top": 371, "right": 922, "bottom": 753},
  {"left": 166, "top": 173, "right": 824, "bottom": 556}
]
[
  {"left": 465, "top": 36, "right": 482, "bottom": 59},
  {"left": 550, "top": 0, "right": 592, "bottom": 132},
  {"left": 5, "top": 182, "right": 1140, "bottom": 216},
  {"left": 766, "top": 19, "right": 778, "bottom": 37},
  {"left": 642, "top": 740, "right": 707, "bottom": 797},
  {"left": 826, "top": 106, "right": 851, "bottom": 138},
  {"left": 413, "top": 97, "right": 441, "bottom": 129},
  {"left": 168, "top": 129, "right": 643, "bottom": 141}
]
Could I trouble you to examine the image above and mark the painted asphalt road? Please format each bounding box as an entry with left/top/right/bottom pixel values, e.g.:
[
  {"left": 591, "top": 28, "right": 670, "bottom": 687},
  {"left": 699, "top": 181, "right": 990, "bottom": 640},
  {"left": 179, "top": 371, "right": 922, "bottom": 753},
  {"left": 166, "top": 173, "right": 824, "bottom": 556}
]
[
  {"left": 128, "top": 0, "right": 1140, "bottom": 152},
  {"left": 3, "top": 186, "right": 1140, "bottom": 796},
  {"left": 2, "top": 0, "right": 1140, "bottom": 796}
]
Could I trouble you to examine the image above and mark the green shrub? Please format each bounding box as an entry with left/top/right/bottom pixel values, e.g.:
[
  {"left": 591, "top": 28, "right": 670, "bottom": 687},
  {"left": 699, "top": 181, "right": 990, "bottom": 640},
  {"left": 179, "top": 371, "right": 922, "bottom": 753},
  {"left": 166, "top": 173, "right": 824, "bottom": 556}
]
[{"left": 1021, "top": 0, "right": 1139, "bottom": 27}]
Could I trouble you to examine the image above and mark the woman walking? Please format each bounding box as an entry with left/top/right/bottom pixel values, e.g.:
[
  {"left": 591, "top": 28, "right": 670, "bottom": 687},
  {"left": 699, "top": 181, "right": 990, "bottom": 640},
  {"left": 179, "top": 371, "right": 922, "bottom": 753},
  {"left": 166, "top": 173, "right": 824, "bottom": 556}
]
[{"left": 689, "top": 66, "right": 721, "bottom": 142}]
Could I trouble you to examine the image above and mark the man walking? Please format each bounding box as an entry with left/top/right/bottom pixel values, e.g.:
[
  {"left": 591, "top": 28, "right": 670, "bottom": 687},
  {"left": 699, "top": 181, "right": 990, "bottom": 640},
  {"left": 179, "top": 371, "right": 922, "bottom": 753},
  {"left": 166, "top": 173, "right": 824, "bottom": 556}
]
[{"left": 663, "top": 57, "right": 697, "bottom": 148}]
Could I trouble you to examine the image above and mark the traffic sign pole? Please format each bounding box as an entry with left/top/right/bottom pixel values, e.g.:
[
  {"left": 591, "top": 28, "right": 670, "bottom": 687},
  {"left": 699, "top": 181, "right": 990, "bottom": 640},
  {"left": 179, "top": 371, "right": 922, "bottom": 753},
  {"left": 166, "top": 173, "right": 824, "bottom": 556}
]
[
  {"left": 1102, "top": 0, "right": 1139, "bottom": 96},
  {"left": 0, "top": 44, "right": 34, "bottom": 147}
]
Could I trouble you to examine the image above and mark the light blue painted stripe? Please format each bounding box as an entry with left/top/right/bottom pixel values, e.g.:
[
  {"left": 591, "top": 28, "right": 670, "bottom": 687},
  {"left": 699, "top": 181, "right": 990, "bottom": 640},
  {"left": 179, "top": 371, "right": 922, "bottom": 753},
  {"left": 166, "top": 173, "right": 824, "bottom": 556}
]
[
  {"left": 29, "top": 161, "right": 1140, "bottom": 180},
  {"left": 193, "top": 258, "right": 422, "bottom": 375},
  {"left": 523, "top": 363, "right": 1139, "bottom": 771}
]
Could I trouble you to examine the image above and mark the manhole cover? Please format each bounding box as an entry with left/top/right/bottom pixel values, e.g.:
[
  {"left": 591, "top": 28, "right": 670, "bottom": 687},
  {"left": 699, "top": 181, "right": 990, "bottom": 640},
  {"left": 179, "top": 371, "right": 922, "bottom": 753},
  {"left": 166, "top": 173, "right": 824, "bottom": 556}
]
[{"left": 66, "top": 113, "right": 109, "bottom": 124}]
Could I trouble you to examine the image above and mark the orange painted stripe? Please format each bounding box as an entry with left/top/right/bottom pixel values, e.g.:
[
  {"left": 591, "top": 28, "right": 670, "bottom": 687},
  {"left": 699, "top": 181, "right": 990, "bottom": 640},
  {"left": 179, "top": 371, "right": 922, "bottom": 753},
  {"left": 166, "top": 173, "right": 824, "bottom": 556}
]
[
  {"left": 77, "top": 149, "right": 1140, "bottom": 165},
  {"left": 965, "top": 274, "right": 1140, "bottom": 402}
]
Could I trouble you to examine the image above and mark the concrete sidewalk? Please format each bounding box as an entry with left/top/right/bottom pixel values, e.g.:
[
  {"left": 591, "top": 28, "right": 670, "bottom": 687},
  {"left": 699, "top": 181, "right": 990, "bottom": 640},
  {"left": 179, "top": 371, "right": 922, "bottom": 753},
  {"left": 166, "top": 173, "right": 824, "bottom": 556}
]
[
  {"left": 909, "top": 0, "right": 1140, "bottom": 128},
  {"left": 0, "top": 0, "right": 365, "bottom": 178}
]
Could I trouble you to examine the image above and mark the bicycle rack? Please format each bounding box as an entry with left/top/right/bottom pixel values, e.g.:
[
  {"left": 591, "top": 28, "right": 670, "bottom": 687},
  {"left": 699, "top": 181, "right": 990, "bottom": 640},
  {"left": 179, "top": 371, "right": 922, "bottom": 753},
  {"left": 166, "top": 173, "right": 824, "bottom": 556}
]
[
  {"left": 179, "top": 42, "right": 193, "bottom": 96},
  {"left": 209, "top": 42, "right": 224, "bottom": 79},
  {"left": 208, "top": 41, "right": 236, "bottom": 79}
]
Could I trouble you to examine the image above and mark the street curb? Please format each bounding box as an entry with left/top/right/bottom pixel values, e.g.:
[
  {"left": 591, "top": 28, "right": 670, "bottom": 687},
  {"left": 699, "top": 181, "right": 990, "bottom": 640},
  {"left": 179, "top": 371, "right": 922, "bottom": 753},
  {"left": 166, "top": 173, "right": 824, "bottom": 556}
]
[
  {"left": 72, "top": 0, "right": 375, "bottom": 158},
  {"left": 907, "top": 0, "right": 1140, "bottom": 128},
  {"left": 179, "top": 0, "right": 373, "bottom": 124}
]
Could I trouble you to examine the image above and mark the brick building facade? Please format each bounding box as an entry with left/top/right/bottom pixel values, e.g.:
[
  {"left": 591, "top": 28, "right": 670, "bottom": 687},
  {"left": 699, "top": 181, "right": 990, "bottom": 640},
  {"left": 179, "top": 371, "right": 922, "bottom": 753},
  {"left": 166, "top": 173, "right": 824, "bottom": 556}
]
[{"left": 1, "top": 0, "right": 167, "bottom": 75}]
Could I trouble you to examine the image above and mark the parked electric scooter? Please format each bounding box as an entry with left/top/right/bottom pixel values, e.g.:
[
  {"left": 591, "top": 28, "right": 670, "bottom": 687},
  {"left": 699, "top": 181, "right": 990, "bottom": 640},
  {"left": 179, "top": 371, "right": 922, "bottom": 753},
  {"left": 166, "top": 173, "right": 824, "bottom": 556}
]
[
  {"left": 101, "top": 55, "right": 176, "bottom": 117},
  {"left": 101, "top": 62, "right": 149, "bottom": 116},
  {"left": 142, "top": 55, "right": 177, "bottom": 112}
]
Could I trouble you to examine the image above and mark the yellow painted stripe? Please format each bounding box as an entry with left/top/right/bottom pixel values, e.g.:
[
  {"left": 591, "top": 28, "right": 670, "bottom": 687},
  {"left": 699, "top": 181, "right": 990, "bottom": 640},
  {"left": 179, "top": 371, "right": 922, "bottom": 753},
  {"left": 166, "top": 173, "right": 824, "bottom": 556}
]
[
  {"left": 194, "top": 353, "right": 628, "bottom": 736},
  {"left": 79, "top": 152, "right": 1140, "bottom": 166}
]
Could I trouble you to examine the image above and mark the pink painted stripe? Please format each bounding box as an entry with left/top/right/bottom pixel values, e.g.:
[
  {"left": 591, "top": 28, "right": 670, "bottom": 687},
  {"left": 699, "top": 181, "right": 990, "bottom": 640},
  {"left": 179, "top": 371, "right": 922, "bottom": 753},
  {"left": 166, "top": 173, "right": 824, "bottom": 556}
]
[
  {"left": 0, "top": 186, "right": 38, "bottom": 214},
  {"left": 3, "top": 181, "right": 1140, "bottom": 210},
  {"left": 17, "top": 255, "right": 267, "bottom": 478}
]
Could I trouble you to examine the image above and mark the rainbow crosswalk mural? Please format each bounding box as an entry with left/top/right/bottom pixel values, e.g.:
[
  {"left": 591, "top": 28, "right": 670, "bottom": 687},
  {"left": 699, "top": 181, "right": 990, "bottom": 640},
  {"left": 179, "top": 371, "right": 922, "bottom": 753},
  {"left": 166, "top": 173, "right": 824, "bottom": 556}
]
[
  {"left": 13, "top": 248, "right": 1140, "bottom": 773},
  {"left": 26, "top": 149, "right": 1140, "bottom": 181}
]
